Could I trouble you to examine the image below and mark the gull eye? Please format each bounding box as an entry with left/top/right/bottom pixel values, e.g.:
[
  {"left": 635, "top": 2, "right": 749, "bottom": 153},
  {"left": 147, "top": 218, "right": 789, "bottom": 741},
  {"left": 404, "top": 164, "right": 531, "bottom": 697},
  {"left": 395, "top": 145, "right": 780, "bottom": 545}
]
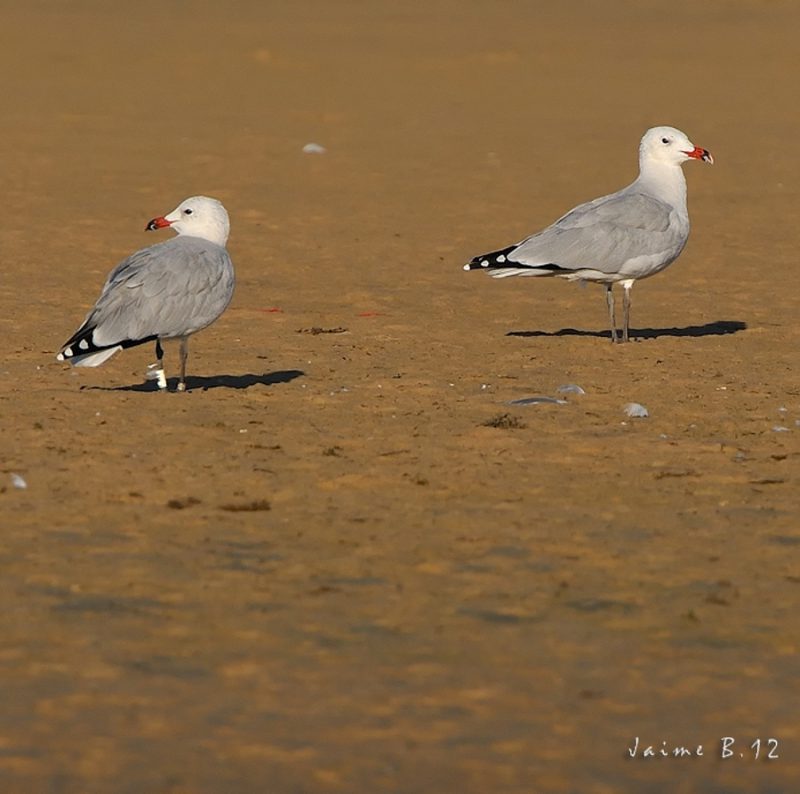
[
  {"left": 183, "top": 208, "right": 193, "bottom": 215},
  {"left": 661, "top": 137, "right": 670, "bottom": 144}
]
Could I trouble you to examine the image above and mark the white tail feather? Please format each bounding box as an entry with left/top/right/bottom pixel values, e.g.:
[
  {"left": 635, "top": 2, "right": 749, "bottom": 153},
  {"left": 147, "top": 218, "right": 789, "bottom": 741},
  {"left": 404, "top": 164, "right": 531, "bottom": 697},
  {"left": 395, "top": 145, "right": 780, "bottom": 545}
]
[
  {"left": 67, "top": 346, "right": 122, "bottom": 367},
  {"left": 490, "top": 268, "right": 552, "bottom": 279}
]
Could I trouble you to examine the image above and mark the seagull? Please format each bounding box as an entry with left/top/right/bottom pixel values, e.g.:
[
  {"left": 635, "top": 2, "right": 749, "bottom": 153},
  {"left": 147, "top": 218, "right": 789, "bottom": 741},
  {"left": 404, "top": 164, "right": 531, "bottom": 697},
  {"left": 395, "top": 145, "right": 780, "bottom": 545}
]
[
  {"left": 56, "top": 196, "right": 235, "bottom": 390},
  {"left": 463, "top": 126, "right": 713, "bottom": 342}
]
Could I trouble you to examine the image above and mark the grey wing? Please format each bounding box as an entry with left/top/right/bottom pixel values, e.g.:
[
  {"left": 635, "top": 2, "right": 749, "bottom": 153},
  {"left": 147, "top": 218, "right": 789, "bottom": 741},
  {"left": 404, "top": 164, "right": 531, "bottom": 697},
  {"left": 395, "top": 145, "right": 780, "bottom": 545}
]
[
  {"left": 89, "top": 239, "right": 235, "bottom": 346},
  {"left": 508, "top": 192, "right": 683, "bottom": 274}
]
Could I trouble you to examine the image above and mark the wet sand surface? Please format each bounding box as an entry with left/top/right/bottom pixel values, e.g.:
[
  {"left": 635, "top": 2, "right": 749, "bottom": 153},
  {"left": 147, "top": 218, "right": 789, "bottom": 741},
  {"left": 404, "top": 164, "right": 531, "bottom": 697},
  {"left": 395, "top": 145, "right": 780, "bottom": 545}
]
[{"left": 1, "top": 1, "right": 799, "bottom": 791}]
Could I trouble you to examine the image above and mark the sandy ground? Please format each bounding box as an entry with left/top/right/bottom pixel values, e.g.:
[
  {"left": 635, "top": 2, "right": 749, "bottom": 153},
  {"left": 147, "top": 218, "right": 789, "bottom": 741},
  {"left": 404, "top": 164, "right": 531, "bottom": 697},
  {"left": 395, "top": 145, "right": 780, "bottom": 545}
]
[{"left": 1, "top": 1, "right": 799, "bottom": 792}]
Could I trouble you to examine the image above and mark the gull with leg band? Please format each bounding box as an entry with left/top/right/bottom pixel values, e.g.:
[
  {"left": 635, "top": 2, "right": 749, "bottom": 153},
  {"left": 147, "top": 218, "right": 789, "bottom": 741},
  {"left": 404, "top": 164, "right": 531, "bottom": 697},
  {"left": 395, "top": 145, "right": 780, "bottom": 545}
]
[{"left": 56, "top": 196, "right": 235, "bottom": 390}]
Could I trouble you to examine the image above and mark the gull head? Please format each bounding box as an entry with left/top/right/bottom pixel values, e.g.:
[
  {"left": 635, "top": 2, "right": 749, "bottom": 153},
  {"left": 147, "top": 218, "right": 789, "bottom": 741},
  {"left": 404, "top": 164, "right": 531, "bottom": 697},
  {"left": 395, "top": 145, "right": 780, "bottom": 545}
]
[
  {"left": 640, "top": 126, "right": 713, "bottom": 167},
  {"left": 145, "top": 196, "right": 230, "bottom": 246}
]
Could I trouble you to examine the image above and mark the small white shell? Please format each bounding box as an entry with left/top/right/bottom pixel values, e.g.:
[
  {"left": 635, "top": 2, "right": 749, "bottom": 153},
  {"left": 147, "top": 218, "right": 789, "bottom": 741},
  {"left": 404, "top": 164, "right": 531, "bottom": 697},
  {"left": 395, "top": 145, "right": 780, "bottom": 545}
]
[{"left": 623, "top": 402, "right": 649, "bottom": 418}]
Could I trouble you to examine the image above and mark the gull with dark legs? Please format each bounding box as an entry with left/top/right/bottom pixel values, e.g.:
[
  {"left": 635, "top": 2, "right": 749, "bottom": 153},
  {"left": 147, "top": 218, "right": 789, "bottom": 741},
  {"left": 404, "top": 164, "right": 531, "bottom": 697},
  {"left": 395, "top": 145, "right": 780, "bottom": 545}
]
[{"left": 464, "top": 126, "right": 713, "bottom": 342}]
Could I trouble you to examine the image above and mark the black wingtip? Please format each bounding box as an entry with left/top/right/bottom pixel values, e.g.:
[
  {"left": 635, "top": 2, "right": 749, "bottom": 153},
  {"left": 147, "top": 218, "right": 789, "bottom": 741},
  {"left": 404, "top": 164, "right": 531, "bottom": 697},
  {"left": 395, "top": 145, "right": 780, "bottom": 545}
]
[
  {"left": 464, "top": 244, "right": 520, "bottom": 271},
  {"left": 58, "top": 325, "right": 157, "bottom": 361},
  {"left": 58, "top": 324, "right": 100, "bottom": 361}
]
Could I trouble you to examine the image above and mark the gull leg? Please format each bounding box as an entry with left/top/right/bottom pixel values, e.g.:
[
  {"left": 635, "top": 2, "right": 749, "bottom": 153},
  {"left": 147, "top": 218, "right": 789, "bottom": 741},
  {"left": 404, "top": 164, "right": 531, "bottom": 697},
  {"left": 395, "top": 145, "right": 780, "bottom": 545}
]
[
  {"left": 146, "top": 339, "right": 168, "bottom": 390},
  {"left": 622, "top": 282, "right": 632, "bottom": 343},
  {"left": 605, "top": 284, "right": 618, "bottom": 343},
  {"left": 177, "top": 337, "right": 189, "bottom": 392}
]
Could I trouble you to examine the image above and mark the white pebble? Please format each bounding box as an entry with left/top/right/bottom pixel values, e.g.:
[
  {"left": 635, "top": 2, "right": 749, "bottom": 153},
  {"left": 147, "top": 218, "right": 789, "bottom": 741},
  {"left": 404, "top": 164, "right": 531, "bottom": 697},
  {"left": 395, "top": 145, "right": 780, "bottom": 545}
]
[
  {"left": 556, "top": 384, "right": 586, "bottom": 395},
  {"left": 302, "top": 142, "right": 327, "bottom": 154},
  {"left": 10, "top": 473, "right": 27, "bottom": 489}
]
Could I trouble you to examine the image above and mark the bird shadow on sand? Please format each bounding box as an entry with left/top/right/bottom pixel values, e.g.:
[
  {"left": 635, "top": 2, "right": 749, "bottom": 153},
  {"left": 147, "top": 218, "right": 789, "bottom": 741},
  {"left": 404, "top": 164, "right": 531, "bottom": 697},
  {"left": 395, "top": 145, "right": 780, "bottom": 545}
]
[
  {"left": 82, "top": 369, "right": 305, "bottom": 393},
  {"left": 507, "top": 320, "right": 747, "bottom": 340}
]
